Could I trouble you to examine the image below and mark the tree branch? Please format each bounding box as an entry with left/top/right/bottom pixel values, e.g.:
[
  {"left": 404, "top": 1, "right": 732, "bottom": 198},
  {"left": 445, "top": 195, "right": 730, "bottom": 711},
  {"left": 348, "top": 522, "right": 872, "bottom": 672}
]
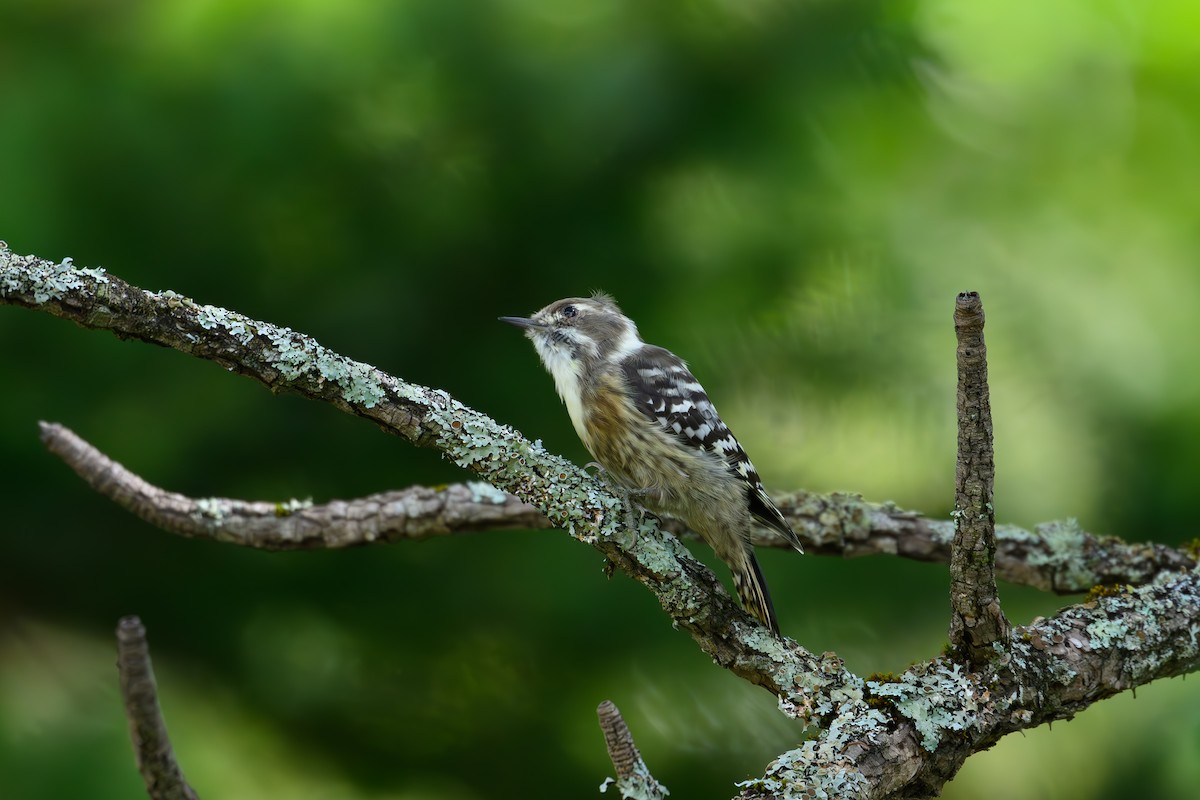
[
  {"left": 948, "top": 291, "right": 1010, "bottom": 663},
  {"left": 37, "top": 420, "right": 1195, "bottom": 591},
  {"left": 38, "top": 421, "right": 549, "bottom": 548},
  {"left": 597, "top": 701, "right": 669, "bottom": 800},
  {"left": 116, "top": 616, "right": 199, "bottom": 800},
  {"left": 739, "top": 569, "right": 1200, "bottom": 799},
  {"left": 783, "top": 491, "right": 1196, "bottom": 593}
]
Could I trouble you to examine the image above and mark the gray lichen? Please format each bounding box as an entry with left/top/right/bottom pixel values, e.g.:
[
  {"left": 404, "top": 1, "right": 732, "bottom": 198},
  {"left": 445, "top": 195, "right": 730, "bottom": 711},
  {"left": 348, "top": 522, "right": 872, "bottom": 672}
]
[
  {"left": 274, "top": 497, "right": 313, "bottom": 517},
  {"left": 140, "top": 288, "right": 392, "bottom": 409},
  {"left": 465, "top": 481, "right": 508, "bottom": 504},
  {"left": 196, "top": 305, "right": 387, "bottom": 408},
  {"left": 869, "top": 661, "right": 980, "bottom": 751},
  {"left": 599, "top": 762, "right": 670, "bottom": 800},
  {"left": 928, "top": 518, "right": 954, "bottom": 545},
  {"left": 738, "top": 737, "right": 870, "bottom": 800},
  {"left": 194, "top": 497, "right": 227, "bottom": 526},
  {"left": 405, "top": 383, "right": 627, "bottom": 543},
  {"left": 739, "top": 654, "right": 888, "bottom": 799},
  {"left": 1022, "top": 519, "right": 1095, "bottom": 589},
  {"left": 0, "top": 253, "right": 109, "bottom": 303}
]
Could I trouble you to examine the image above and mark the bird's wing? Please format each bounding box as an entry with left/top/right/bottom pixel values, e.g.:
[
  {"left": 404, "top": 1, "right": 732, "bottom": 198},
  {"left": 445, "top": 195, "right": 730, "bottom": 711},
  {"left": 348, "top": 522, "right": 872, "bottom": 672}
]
[{"left": 621, "top": 345, "right": 803, "bottom": 552}]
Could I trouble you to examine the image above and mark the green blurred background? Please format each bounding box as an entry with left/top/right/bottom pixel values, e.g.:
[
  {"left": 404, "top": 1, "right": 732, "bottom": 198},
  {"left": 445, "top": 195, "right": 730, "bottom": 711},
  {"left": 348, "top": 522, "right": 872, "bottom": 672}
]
[{"left": 2, "top": 0, "right": 1199, "bottom": 797}]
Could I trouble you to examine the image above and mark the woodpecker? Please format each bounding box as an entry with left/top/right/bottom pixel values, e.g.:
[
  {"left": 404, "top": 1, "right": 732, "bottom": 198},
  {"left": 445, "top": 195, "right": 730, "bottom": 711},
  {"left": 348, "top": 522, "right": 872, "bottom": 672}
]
[{"left": 500, "top": 292, "right": 803, "bottom": 635}]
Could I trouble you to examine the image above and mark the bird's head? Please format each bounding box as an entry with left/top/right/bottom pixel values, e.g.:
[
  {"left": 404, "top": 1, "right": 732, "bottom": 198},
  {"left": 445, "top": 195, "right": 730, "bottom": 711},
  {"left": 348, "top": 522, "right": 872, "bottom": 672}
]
[{"left": 500, "top": 292, "right": 640, "bottom": 367}]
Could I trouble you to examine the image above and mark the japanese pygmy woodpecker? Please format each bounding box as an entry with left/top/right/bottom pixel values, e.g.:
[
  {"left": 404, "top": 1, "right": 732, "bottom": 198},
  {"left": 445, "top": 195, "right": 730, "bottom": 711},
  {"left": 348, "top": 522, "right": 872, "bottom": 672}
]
[{"left": 501, "top": 293, "right": 803, "bottom": 635}]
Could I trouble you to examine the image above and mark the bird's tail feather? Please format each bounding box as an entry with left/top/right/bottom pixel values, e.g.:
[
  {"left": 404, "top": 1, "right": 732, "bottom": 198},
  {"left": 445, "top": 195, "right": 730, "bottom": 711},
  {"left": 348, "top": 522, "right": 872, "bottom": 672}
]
[{"left": 732, "top": 551, "right": 780, "bottom": 636}]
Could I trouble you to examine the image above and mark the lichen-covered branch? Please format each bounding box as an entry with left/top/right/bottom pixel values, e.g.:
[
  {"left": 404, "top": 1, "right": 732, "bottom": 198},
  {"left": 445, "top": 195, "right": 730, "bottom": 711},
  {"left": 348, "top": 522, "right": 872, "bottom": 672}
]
[
  {"left": 38, "top": 420, "right": 1195, "bottom": 591},
  {"left": 116, "top": 616, "right": 199, "bottom": 800},
  {"left": 6, "top": 246, "right": 1199, "bottom": 800},
  {"left": 740, "top": 569, "right": 1200, "bottom": 799},
  {"left": 597, "top": 701, "right": 669, "bottom": 800},
  {"left": 784, "top": 493, "right": 1196, "bottom": 594},
  {"left": 0, "top": 246, "right": 827, "bottom": 693},
  {"left": 947, "top": 292, "right": 1010, "bottom": 664}
]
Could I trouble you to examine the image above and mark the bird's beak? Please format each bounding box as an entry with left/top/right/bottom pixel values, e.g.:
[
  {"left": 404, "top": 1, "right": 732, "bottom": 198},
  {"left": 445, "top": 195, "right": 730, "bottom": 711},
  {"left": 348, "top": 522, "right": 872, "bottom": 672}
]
[{"left": 498, "top": 315, "right": 543, "bottom": 330}]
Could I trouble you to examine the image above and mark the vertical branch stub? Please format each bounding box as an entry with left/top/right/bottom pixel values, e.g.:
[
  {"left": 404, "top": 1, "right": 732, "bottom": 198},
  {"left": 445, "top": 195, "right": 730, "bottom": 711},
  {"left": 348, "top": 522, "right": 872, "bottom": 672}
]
[
  {"left": 948, "top": 292, "right": 1011, "bottom": 665},
  {"left": 116, "top": 616, "right": 200, "bottom": 800},
  {"left": 597, "top": 701, "right": 669, "bottom": 799}
]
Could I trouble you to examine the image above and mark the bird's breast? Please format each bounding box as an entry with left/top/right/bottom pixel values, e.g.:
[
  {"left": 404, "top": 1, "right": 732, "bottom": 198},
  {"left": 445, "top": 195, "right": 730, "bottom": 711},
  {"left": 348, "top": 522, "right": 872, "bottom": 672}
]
[{"left": 536, "top": 342, "right": 592, "bottom": 447}]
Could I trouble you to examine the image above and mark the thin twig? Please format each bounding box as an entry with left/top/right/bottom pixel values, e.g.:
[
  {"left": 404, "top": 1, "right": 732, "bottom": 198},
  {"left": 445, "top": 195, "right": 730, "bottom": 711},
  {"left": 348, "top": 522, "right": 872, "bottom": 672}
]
[
  {"left": 597, "top": 701, "right": 668, "bottom": 800},
  {"left": 947, "top": 292, "right": 1010, "bottom": 664},
  {"left": 116, "top": 616, "right": 199, "bottom": 800},
  {"left": 39, "top": 421, "right": 548, "bottom": 548}
]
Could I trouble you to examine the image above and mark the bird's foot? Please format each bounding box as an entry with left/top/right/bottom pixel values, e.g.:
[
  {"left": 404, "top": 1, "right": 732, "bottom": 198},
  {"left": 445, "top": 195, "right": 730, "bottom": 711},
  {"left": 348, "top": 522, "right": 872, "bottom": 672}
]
[{"left": 582, "top": 464, "right": 651, "bottom": 551}]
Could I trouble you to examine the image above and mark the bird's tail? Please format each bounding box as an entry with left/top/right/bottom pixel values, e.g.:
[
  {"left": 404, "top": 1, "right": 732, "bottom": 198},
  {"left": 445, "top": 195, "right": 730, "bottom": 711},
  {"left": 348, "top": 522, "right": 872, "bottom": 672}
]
[{"left": 731, "top": 550, "right": 780, "bottom": 636}]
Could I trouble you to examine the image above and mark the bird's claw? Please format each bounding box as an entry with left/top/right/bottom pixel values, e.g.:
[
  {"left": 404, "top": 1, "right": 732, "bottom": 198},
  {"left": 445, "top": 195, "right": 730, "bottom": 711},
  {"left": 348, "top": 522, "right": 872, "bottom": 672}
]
[{"left": 582, "top": 463, "right": 648, "bottom": 551}]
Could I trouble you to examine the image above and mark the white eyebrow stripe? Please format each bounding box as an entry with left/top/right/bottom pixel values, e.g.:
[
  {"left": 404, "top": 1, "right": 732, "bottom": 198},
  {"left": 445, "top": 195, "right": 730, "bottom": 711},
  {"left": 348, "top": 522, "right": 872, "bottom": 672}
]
[{"left": 607, "top": 323, "right": 643, "bottom": 362}]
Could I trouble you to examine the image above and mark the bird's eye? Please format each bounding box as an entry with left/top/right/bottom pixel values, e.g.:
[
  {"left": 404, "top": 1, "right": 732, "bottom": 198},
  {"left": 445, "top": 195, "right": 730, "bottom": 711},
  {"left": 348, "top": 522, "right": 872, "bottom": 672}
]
[{"left": 562, "top": 305, "right": 578, "bottom": 318}]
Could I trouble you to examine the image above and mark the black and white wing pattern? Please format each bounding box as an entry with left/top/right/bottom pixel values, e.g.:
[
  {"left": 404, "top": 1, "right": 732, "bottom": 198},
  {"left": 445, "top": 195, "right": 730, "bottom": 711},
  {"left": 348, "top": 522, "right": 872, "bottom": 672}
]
[{"left": 621, "top": 345, "right": 804, "bottom": 552}]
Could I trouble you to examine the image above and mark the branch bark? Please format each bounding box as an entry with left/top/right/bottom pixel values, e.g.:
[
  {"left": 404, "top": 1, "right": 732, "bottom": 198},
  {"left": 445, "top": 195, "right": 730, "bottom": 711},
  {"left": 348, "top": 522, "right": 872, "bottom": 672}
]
[
  {"left": 948, "top": 291, "right": 1010, "bottom": 664},
  {"left": 4, "top": 245, "right": 1198, "bottom": 799},
  {"left": 116, "top": 616, "right": 199, "bottom": 800}
]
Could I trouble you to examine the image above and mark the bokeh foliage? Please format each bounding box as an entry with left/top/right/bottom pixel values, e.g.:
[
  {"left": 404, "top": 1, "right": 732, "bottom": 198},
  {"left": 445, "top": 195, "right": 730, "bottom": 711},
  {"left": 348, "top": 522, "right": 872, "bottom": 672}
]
[{"left": 2, "top": 1, "right": 1199, "bottom": 798}]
